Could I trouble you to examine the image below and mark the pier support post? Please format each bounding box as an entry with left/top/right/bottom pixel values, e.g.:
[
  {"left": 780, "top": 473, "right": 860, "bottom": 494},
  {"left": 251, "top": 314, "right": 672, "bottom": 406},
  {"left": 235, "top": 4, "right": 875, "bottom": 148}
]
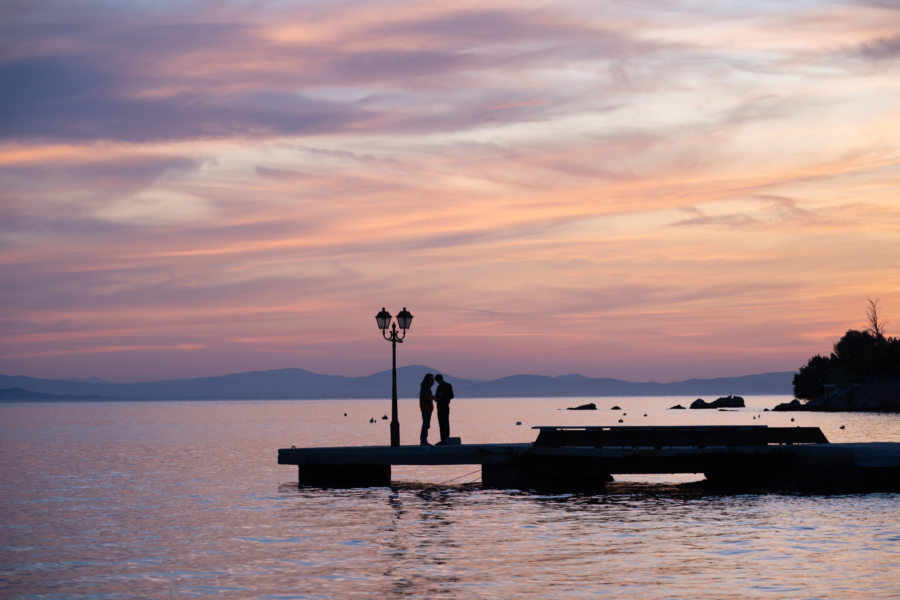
[
  {"left": 482, "top": 456, "right": 613, "bottom": 490},
  {"left": 298, "top": 464, "right": 391, "bottom": 488},
  {"left": 701, "top": 446, "right": 900, "bottom": 492},
  {"left": 482, "top": 461, "right": 527, "bottom": 489}
]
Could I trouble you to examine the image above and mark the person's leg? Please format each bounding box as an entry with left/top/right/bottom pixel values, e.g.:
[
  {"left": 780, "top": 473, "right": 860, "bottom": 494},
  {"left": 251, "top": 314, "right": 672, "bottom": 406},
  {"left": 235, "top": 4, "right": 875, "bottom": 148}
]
[
  {"left": 437, "top": 405, "right": 450, "bottom": 442},
  {"left": 420, "top": 408, "right": 432, "bottom": 445}
]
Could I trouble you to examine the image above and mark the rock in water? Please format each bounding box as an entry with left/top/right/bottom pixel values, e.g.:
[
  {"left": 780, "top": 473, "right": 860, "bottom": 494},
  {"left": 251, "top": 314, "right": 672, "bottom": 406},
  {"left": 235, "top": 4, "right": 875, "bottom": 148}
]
[
  {"left": 566, "top": 402, "right": 597, "bottom": 410},
  {"left": 691, "top": 395, "right": 746, "bottom": 409},
  {"left": 772, "top": 399, "right": 808, "bottom": 412},
  {"left": 777, "top": 381, "right": 900, "bottom": 412},
  {"left": 713, "top": 395, "right": 745, "bottom": 408}
]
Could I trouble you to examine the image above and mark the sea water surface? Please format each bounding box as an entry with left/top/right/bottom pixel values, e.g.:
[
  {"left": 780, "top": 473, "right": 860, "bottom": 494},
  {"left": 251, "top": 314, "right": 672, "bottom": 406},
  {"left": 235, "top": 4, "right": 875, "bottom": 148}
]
[{"left": 1, "top": 396, "right": 899, "bottom": 599}]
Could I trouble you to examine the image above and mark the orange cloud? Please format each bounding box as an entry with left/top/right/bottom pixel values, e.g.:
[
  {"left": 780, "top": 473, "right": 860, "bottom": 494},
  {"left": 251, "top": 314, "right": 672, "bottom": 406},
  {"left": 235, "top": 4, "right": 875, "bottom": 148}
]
[{"left": 2, "top": 0, "right": 899, "bottom": 381}]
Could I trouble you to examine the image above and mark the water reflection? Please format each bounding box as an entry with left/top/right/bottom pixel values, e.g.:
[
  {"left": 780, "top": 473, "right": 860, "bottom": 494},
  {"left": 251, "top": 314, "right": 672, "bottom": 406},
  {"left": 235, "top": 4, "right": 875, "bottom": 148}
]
[
  {"left": 3, "top": 399, "right": 899, "bottom": 600},
  {"left": 272, "top": 480, "right": 899, "bottom": 598}
]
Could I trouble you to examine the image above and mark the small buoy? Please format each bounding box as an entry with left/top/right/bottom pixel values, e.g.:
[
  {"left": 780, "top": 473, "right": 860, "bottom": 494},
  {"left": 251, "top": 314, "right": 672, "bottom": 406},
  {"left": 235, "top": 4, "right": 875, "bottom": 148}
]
[
  {"left": 381, "top": 415, "right": 388, "bottom": 420},
  {"left": 643, "top": 413, "right": 647, "bottom": 417},
  {"left": 369, "top": 417, "right": 376, "bottom": 423},
  {"left": 623, "top": 412, "right": 627, "bottom": 416},
  {"left": 840, "top": 425, "right": 845, "bottom": 430},
  {"left": 516, "top": 421, "right": 522, "bottom": 426},
  {"left": 611, "top": 405, "right": 621, "bottom": 410},
  {"left": 344, "top": 413, "right": 347, "bottom": 417},
  {"left": 790, "top": 418, "right": 795, "bottom": 422},
  {"left": 618, "top": 418, "right": 624, "bottom": 423}
]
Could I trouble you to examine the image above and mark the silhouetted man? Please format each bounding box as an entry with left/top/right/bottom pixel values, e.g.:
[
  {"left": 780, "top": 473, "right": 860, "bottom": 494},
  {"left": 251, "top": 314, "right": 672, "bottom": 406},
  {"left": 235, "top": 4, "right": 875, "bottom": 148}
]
[{"left": 434, "top": 374, "right": 454, "bottom": 445}]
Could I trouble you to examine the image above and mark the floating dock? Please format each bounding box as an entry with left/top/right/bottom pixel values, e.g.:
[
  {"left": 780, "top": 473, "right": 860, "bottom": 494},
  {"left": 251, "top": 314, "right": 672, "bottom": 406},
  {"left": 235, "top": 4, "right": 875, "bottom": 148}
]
[{"left": 278, "top": 425, "right": 900, "bottom": 492}]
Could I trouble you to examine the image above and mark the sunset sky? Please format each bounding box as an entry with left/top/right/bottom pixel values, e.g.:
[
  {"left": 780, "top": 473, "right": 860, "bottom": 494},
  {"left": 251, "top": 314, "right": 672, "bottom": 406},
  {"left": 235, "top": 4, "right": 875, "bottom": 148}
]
[{"left": 1, "top": 0, "right": 899, "bottom": 383}]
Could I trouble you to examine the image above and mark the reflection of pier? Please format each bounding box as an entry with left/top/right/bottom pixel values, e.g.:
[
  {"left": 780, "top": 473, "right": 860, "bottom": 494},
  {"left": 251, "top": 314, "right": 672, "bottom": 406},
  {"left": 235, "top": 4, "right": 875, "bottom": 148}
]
[{"left": 278, "top": 425, "right": 900, "bottom": 492}]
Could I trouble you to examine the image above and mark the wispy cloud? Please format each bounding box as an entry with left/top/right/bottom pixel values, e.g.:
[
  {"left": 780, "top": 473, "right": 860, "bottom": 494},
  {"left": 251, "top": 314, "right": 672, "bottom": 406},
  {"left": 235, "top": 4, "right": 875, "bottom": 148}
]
[
  {"left": 854, "top": 35, "right": 900, "bottom": 60},
  {"left": 1, "top": 0, "right": 899, "bottom": 381},
  {"left": 671, "top": 206, "right": 758, "bottom": 228}
]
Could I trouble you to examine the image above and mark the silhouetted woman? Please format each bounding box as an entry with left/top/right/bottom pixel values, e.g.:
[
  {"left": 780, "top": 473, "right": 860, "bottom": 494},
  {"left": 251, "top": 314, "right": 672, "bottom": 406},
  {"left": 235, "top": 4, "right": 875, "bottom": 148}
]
[{"left": 419, "top": 373, "right": 435, "bottom": 446}]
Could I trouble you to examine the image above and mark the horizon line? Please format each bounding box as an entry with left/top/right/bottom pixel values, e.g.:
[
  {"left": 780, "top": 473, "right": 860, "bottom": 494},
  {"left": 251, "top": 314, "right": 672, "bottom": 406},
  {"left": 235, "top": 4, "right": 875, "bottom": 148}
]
[{"left": 1, "top": 365, "right": 797, "bottom": 386}]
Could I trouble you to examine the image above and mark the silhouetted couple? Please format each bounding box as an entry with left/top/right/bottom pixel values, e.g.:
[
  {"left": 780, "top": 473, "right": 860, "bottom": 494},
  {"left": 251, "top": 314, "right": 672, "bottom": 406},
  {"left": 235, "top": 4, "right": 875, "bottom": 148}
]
[{"left": 419, "top": 372, "right": 454, "bottom": 446}]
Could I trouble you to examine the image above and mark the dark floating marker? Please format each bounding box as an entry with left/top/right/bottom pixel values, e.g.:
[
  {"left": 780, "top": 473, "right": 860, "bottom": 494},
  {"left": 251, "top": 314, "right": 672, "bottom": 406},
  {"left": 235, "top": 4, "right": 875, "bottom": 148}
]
[
  {"left": 516, "top": 421, "right": 522, "bottom": 426},
  {"left": 618, "top": 418, "right": 624, "bottom": 423},
  {"left": 611, "top": 405, "right": 621, "bottom": 410},
  {"left": 381, "top": 415, "right": 388, "bottom": 420},
  {"left": 840, "top": 425, "right": 845, "bottom": 429},
  {"left": 344, "top": 413, "right": 348, "bottom": 417},
  {"left": 369, "top": 417, "right": 376, "bottom": 423}
]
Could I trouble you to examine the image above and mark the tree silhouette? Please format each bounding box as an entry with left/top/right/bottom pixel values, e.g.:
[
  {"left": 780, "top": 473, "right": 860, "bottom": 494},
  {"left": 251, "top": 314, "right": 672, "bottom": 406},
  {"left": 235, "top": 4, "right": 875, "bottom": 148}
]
[
  {"left": 793, "top": 300, "right": 899, "bottom": 399},
  {"left": 866, "top": 298, "right": 887, "bottom": 341}
]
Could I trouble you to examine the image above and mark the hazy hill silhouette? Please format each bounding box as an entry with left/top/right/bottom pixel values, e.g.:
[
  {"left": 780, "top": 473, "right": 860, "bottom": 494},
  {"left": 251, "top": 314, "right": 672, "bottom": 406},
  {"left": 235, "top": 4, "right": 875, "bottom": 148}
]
[{"left": 0, "top": 368, "right": 793, "bottom": 400}]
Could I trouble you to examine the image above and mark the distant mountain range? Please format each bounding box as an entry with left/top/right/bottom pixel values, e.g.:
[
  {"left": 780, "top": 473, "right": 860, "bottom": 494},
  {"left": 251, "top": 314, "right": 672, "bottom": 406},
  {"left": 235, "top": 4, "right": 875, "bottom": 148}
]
[{"left": 0, "top": 367, "right": 795, "bottom": 400}]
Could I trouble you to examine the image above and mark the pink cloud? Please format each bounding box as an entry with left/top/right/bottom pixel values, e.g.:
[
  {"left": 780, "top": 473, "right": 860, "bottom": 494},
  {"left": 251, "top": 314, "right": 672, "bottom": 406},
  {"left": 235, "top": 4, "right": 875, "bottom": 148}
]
[{"left": 2, "top": 1, "right": 899, "bottom": 382}]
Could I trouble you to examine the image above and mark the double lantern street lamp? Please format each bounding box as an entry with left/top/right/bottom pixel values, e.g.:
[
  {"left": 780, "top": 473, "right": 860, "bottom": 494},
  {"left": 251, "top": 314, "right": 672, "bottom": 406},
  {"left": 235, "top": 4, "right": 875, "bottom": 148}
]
[{"left": 376, "top": 307, "right": 413, "bottom": 447}]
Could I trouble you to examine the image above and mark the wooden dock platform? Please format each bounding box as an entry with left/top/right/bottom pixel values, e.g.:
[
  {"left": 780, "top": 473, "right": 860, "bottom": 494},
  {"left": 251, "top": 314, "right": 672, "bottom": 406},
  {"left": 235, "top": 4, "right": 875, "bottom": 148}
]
[{"left": 278, "top": 426, "right": 900, "bottom": 492}]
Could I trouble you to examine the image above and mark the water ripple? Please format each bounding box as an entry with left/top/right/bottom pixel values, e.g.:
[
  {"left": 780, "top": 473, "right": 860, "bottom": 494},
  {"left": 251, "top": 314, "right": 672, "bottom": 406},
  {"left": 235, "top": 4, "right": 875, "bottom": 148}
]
[{"left": 2, "top": 398, "right": 898, "bottom": 599}]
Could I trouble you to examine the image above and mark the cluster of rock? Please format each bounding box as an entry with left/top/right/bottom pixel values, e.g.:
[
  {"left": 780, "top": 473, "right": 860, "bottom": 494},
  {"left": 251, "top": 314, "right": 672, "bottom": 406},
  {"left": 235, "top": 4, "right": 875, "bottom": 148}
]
[
  {"left": 566, "top": 396, "right": 749, "bottom": 411},
  {"left": 669, "top": 395, "right": 745, "bottom": 410},
  {"left": 563, "top": 384, "right": 900, "bottom": 413},
  {"left": 774, "top": 380, "right": 900, "bottom": 412}
]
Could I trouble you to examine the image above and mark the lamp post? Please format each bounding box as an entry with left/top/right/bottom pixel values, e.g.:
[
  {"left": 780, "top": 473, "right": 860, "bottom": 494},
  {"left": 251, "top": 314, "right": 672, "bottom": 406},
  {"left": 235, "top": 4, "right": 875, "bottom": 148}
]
[{"left": 376, "top": 307, "right": 413, "bottom": 447}]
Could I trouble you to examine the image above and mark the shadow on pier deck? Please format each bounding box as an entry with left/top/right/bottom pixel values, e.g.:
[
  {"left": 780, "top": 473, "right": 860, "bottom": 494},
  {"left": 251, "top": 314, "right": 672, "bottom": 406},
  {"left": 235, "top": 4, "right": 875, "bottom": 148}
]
[{"left": 277, "top": 426, "right": 900, "bottom": 492}]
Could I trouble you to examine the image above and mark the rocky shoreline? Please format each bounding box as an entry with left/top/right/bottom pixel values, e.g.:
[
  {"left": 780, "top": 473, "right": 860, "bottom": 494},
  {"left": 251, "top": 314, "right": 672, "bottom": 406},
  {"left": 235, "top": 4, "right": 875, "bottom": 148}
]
[{"left": 774, "top": 379, "right": 900, "bottom": 412}]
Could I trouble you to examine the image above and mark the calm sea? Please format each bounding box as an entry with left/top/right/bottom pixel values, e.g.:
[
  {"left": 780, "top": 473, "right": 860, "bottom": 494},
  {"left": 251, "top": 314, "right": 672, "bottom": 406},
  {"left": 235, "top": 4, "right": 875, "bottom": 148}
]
[{"left": 2, "top": 396, "right": 899, "bottom": 599}]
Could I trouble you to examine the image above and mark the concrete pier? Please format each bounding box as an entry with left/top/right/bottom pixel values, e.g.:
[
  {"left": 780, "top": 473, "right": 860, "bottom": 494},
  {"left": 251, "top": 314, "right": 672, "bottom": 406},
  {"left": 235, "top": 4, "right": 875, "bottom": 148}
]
[
  {"left": 278, "top": 426, "right": 900, "bottom": 492},
  {"left": 278, "top": 443, "right": 532, "bottom": 487}
]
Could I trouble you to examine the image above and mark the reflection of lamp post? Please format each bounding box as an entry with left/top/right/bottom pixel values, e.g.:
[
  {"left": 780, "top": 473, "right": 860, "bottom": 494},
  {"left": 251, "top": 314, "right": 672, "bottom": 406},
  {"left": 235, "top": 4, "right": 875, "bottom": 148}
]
[{"left": 376, "top": 307, "right": 413, "bottom": 447}]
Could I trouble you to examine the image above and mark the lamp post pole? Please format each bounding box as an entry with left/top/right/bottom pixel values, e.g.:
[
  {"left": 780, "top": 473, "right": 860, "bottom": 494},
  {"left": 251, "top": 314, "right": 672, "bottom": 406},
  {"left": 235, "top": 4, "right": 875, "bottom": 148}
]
[
  {"left": 389, "top": 324, "right": 399, "bottom": 446},
  {"left": 376, "top": 307, "right": 413, "bottom": 447}
]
